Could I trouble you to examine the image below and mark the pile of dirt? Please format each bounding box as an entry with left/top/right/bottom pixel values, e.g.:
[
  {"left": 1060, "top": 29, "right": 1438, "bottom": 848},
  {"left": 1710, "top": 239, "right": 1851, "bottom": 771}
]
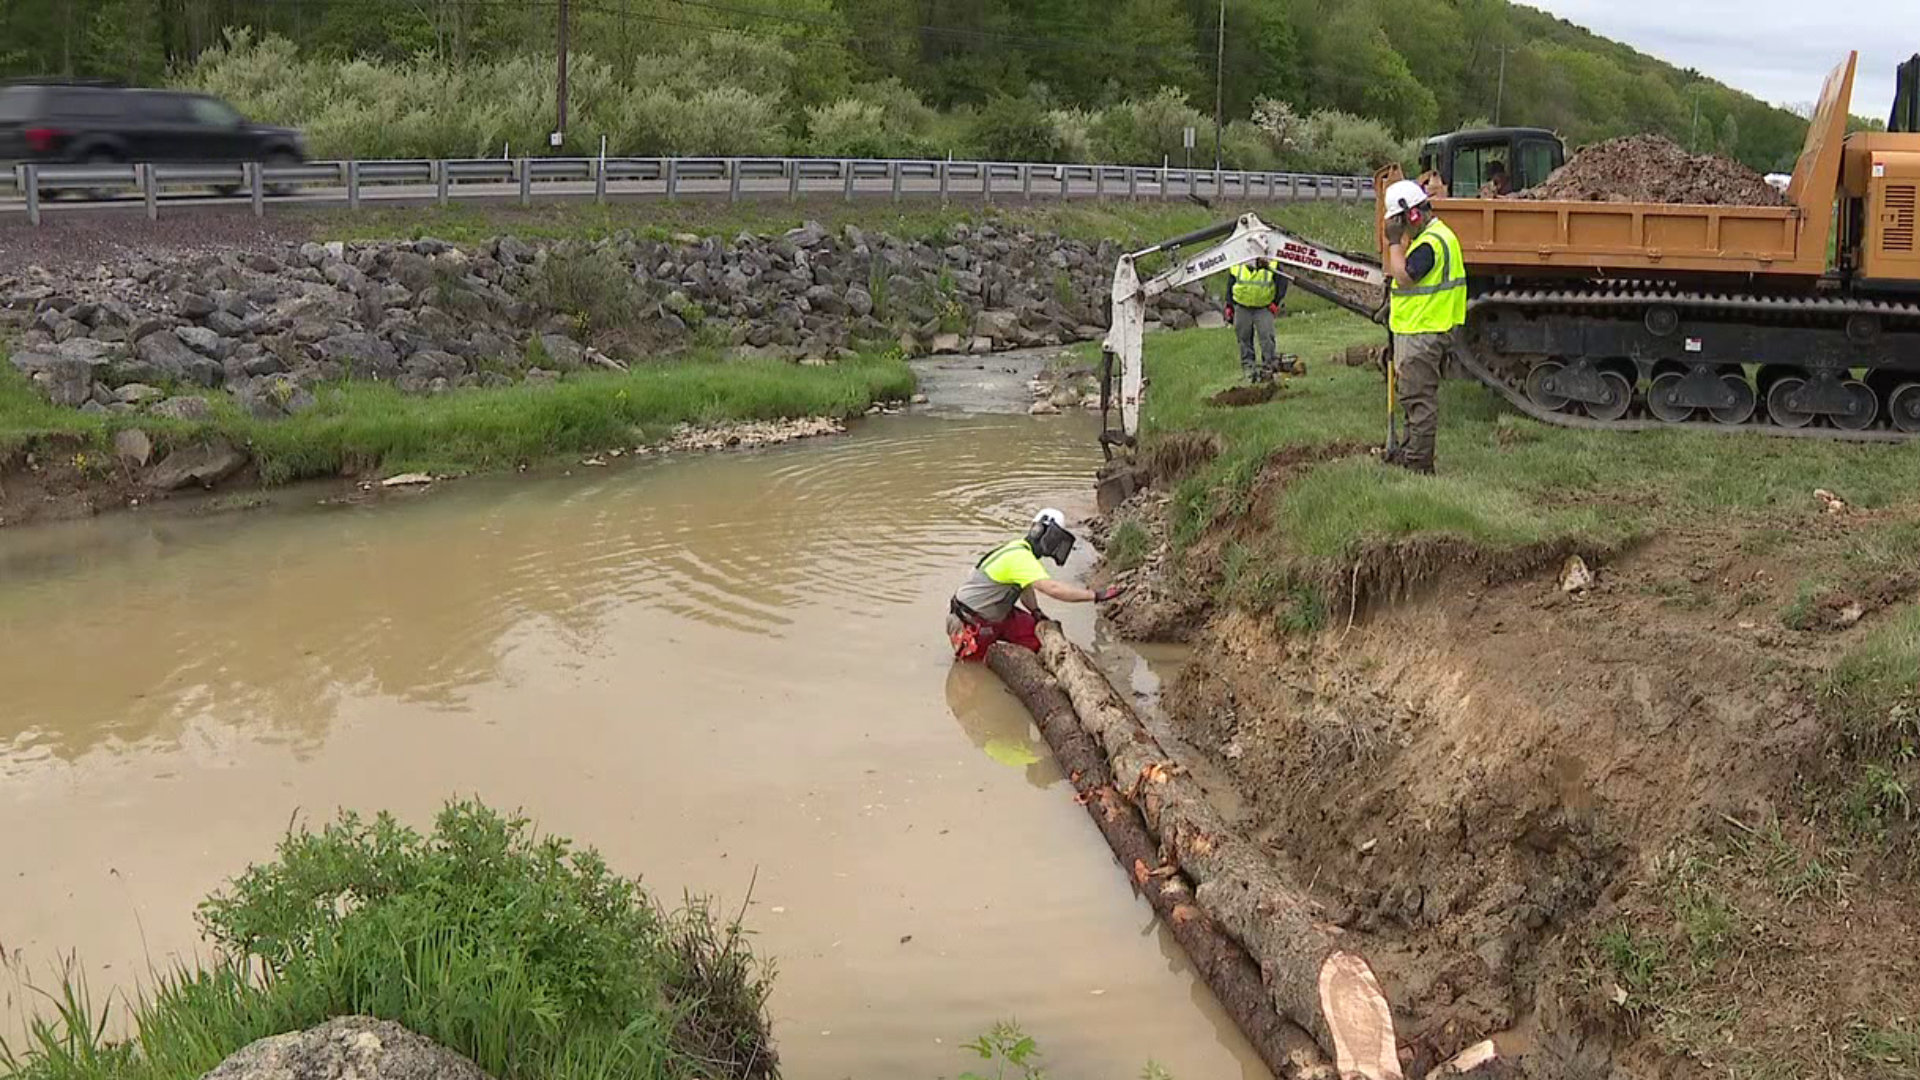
[
  {"left": 1516, "top": 134, "right": 1789, "bottom": 207},
  {"left": 1207, "top": 383, "right": 1296, "bottom": 408}
]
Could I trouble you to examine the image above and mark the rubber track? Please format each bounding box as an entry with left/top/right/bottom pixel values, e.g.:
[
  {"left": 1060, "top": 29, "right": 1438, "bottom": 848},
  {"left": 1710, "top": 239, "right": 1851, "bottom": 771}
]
[{"left": 1462, "top": 287, "right": 1920, "bottom": 443}]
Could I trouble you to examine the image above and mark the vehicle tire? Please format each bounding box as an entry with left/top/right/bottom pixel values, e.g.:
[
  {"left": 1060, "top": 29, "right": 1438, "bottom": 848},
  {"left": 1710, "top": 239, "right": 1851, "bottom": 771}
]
[
  {"left": 264, "top": 151, "right": 303, "bottom": 197},
  {"left": 80, "top": 150, "right": 125, "bottom": 203}
]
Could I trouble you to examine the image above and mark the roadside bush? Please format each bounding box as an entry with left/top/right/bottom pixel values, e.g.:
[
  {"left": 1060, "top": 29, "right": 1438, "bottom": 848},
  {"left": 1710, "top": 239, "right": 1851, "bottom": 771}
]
[
  {"left": 1048, "top": 108, "right": 1096, "bottom": 163},
  {"left": 619, "top": 85, "right": 788, "bottom": 157},
  {"left": 807, "top": 99, "right": 894, "bottom": 159},
  {"left": 1090, "top": 86, "right": 1209, "bottom": 166},
  {"left": 1295, "top": 110, "right": 1411, "bottom": 175},
  {"left": 1219, "top": 120, "right": 1279, "bottom": 172},
  {"left": 968, "top": 94, "right": 1064, "bottom": 162}
]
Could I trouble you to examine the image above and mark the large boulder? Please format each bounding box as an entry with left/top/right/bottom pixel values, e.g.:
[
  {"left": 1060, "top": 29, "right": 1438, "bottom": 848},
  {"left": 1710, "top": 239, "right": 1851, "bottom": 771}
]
[
  {"left": 202, "top": 1017, "right": 491, "bottom": 1080},
  {"left": 784, "top": 221, "right": 829, "bottom": 249},
  {"left": 150, "top": 396, "right": 215, "bottom": 422},
  {"left": 973, "top": 309, "right": 1021, "bottom": 342},
  {"left": 535, "top": 334, "right": 585, "bottom": 372},
  {"left": 314, "top": 333, "right": 400, "bottom": 380},
  {"left": 134, "top": 330, "right": 201, "bottom": 381},
  {"left": 144, "top": 437, "right": 248, "bottom": 491},
  {"left": 35, "top": 359, "right": 95, "bottom": 408}
]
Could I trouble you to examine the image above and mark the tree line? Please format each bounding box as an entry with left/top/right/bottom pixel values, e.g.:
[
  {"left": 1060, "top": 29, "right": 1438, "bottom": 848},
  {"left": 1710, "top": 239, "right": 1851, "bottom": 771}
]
[{"left": 0, "top": 0, "right": 1816, "bottom": 171}]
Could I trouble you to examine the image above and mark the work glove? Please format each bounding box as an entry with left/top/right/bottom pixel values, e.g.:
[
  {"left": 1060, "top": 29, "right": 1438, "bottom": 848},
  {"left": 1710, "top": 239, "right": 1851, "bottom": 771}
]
[
  {"left": 1093, "top": 586, "right": 1126, "bottom": 604},
  {"left": 1385, "top": 216, "right": 1408, "bottom": 245},
  {"left": 1030, "top": 608, "right": 1053, "bottom": 624},
  {"left": 1223, "top": 304, "right": 1235, "bottom": 325},
  {"left": 1267, "top": 303, "right": 1280, "bottom": 315}
]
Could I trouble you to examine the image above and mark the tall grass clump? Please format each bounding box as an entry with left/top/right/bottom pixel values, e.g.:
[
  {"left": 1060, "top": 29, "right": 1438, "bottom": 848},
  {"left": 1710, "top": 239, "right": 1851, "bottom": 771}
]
[{"left": 0, "top": 802, "right": 776, "bottom": 1080}]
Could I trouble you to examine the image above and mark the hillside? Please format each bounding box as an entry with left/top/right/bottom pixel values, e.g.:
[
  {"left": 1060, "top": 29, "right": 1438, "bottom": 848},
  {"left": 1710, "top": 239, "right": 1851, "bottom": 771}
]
[{"left": 0, "top": 0, "right": 1809, "bottom": 170}]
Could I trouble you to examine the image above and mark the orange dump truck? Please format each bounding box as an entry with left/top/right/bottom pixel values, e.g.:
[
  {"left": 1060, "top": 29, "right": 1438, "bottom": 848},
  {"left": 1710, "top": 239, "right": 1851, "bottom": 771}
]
[{"left": 1382, "top": 53, "right": 1920, "bottom": 439}]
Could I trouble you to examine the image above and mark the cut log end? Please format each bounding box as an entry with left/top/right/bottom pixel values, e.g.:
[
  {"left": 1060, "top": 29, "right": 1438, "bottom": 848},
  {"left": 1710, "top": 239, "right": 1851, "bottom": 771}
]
[{"left": 1318, "top": 951, "right": 1403, "bottom": 1080}]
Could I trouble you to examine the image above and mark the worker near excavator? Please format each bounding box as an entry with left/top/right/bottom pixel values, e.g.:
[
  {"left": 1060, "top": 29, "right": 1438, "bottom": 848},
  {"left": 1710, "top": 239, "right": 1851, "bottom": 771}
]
[
  {"left": 1382, "top": 179, "right": 1467, "bottom": 474},
  {"left": 947, "top": 509, "right": 1123, "bottom": 661},
  {"left": 1224, "top": 258, "right": 1291, "bottom": 383}
]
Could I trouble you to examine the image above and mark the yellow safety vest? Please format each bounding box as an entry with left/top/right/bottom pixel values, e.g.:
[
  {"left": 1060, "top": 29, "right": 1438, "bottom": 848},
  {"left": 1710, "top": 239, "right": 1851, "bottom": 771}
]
[
  {"left": 1389, "top": 219, "right": 1467, "bottom": 336},
  {"left": 1229, "top": 264, "right": 1278, "bottom": 308}
]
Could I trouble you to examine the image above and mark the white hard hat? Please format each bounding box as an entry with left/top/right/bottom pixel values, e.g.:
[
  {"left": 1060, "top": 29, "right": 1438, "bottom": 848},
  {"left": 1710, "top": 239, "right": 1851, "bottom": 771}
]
[
  {"left": 1383, "top": 179, "right": 1431, "bottom": 222},
  {"left": 1034, "top": 508, "right": 1067, "bottom": 527}
]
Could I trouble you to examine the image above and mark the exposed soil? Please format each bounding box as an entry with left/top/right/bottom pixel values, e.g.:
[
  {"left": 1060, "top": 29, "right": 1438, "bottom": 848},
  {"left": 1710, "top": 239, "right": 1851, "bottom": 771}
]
[
  {"left": 1516, "top": 135, "right": 1789, "bottom": 207},
  {"left": 1101, "top": 466, "right": 1920, "bottom": 1076},
  {"left": 1207, "top": 383, "right": 1297, "bottom": 408}
]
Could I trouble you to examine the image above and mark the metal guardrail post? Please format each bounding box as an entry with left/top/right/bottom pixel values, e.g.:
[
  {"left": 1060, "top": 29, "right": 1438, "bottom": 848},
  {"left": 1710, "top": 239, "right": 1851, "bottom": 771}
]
[
  {"left": 23, "top": 165, "right": 39, "bottom": 226},
  {"left": 787, "top": 159, "right": 800, "bottom": 202},
  {"left": 1127, "top": 168, "right": 1138, "bottom": 201},
  {"left": 141, "top": 163, "right": 158, "bottom": 220},
  {"left": 983, "top": 166, "right": 993, "bottom": 204},
  {"left": 728, "top": 159, "right": 742, "bottom": 204},
  {"left": 890, "top": 161, "right": 902, "bottom": 202},
  {"left": 347, "top": 160, "right": 360, "bottom": 210},
  {"left": 1161, "top": 165, "right": 1171, "bottom": 202},
  {"left": 1095, "top": 167, "right": 1105, "bottom": 200},
  {"left": 1021, "top": 164, "right": 1032, "bottom": 201},
  {"left": 518, "top": 159, "right": 532, "bottom": 207},
  {"left": 594, "top": 158, "right": 607, "bottom": 204},
  {"left": 938, "top": 161, "right": 950, "bottom": 204},
  {"left": 435, "top": 161, "right": 450, "bottom": 207},
  {"left": 842, "top": 159, "right": 855, "bottom": 202},
  {"left": 248, "top": 162, "right": 264, "bottom": 217}
]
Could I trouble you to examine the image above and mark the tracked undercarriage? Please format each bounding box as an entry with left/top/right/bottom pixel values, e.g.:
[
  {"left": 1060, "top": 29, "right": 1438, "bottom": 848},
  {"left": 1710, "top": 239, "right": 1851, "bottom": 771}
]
[{"left": 1465, "top": 284, "right": 1920, "bottom": 440}]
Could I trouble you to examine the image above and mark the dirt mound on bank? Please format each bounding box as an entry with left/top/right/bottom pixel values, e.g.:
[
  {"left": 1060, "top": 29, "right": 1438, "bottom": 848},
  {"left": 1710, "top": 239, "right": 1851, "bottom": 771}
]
[{"left": 1516, "top": 134, "right": 1788, "bottom": 206}]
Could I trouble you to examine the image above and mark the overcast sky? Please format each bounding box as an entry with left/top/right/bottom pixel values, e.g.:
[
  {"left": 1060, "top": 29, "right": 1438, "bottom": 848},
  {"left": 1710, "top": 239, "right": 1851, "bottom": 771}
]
[{"left": 1520, "top": 1, "right": 1906, "bottom": 120}]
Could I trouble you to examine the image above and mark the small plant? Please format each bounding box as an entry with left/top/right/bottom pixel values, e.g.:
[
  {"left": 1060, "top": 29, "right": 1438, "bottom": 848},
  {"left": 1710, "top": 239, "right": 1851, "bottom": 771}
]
[
  {"left": 531, "top": 244, "right": 646, "bottom": 336},
  {"left": 1275, "top": 583, "right": 1328, "bottom": 636},
  {"left": 1597, "top": 923, "right": 1667, "bottom": 995},
  {"left": 1105, "top": 520, "right": 1150, "bottom": 572},
  {"left": 867, "top": 262, "right": 893, "bottom": 323},
  {"left": 960, "top": 1021, "right": 1047, "bottom": 1080}
]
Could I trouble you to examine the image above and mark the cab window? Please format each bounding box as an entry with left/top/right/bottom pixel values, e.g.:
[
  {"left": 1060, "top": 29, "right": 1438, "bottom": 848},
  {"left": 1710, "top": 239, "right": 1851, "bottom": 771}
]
[
  {"left": 1516, "top": 139, "right": 1560, "bottom": 191},
  {"left": 1450, "top": 145, "right": 1511, "bottom": 198}
]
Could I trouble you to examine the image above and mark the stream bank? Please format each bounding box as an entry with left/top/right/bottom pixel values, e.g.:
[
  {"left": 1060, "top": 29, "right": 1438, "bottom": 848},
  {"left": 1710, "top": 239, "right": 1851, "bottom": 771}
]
[{"left": 1091, "top": 318, "right": 1920, "bottom": 1077}]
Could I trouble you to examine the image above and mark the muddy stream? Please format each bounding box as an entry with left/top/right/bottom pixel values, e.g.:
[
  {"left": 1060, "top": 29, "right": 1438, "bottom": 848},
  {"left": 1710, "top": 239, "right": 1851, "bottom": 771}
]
[{"left": 0, "top": 356, "right": 1264, "bottom": 1079}]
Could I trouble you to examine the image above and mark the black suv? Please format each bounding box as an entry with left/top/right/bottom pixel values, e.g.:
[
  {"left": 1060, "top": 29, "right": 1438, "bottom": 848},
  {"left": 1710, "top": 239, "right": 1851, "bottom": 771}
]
[{"left": 0, "top": 81, "right": 305, "bottom": 166}]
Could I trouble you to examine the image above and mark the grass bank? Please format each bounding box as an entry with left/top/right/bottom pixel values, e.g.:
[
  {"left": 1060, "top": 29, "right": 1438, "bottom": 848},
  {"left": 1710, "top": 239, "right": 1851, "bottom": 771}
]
[
  {"left": 0, "top": 353, "right": 914, "bottom": 484},
  {"left": 1142, "top": 315, "right": 1920, "bottom": 580},
  {"left": 0, "top": 802, "right": 773, "bottom": 1080}
]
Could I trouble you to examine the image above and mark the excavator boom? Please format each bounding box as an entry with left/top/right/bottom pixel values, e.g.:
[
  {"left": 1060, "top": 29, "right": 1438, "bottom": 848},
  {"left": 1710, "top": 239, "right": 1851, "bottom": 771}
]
[{"left": 1100, "top": 214, "right": 1386, "bottom": 451}]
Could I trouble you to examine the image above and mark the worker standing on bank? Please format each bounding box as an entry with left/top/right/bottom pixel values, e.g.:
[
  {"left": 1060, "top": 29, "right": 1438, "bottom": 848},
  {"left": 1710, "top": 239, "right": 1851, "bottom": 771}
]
[
  {"left": 1225, "top": 258, "right": 1289, "bottom": 383},
  {"left": 1382, "top": 179, "right": 1467, "bottom": 474},
  {"left": 947, "top": 509, "right": 1123, "bottom": 661}
]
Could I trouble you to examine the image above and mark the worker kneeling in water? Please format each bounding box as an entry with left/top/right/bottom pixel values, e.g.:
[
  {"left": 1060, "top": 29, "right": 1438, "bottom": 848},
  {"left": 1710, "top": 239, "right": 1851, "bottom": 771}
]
[{"left": 948, "top": 509, "right": 1124, "bottom": 661}]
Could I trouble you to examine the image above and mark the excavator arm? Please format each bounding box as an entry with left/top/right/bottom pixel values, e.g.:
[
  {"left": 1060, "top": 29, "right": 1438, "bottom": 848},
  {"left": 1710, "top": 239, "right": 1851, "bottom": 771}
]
[{"left": 1100, "top": 213, "right": 1388, "bottom": 453}]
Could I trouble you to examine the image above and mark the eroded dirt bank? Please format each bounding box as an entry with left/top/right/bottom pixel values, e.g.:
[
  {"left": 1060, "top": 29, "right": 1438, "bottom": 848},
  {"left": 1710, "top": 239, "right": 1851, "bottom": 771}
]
[{"left": 1092, "top": 463, "right": 1920, "bottom": 1078}]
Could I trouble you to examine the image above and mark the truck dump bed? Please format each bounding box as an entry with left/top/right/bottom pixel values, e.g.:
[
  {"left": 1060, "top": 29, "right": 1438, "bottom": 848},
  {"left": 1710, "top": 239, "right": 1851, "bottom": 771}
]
[
  {"left": 1380, "top": 55, "right": 1858, "bottom": 283},
  {"left": 1431, "top": 199, "right": 1810, "bottom": 277}
]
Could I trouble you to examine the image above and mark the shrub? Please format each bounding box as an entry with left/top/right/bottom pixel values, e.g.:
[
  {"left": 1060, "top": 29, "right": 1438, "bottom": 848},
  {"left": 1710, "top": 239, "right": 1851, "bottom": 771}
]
[
  {"left": 806, "top": 99, "right": 893, "bottom": 159},
  {"left": 968, "top": 94, "right": 1063, "bottom": 162},
  {"left": 0, "top": 802, "right": 775, "bottom": 1080},
  {"left": 531, "top": 243, "right": 648, "bottom": 335},
  {"left": 1048, "top": 108, "right": 1096, "bottom": 163},
  {"left": 1220, "top": 120, "right": 1279, "bottom": 172},
  {"left": 1296, "top": 110, "right": 1411, "bottom": 174},
  {"left": 1090, "top": 86, "right": 1209, "bottom": 166}
]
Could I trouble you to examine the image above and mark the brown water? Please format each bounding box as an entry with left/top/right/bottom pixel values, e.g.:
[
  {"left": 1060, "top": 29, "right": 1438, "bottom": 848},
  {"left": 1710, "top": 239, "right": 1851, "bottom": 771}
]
[{"left": 0, "top": 409, "right": 1263, "bottom": 1080}]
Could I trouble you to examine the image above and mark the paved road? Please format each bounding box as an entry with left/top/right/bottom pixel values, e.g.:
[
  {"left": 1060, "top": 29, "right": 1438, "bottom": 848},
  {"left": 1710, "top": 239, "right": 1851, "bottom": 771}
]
[{"left": 0, "top": 174, "right": 1363, "bottom": 220}]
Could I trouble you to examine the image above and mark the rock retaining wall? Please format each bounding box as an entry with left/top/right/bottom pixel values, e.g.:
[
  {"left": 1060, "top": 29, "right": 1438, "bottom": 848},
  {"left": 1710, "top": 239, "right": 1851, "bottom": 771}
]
[{"left": 2, "top": 221, "right": 1218, "bottom": 420}]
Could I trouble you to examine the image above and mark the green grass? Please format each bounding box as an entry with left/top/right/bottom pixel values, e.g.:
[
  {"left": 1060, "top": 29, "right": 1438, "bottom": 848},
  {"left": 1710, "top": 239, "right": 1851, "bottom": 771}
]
[
  {"left": 1104, "top": 520, "right": 1150, "bottom": 572},
  {"left": 1139, "top": 314, "right": 1920, "bottom": 608},
  {"left": 0, "top": 353, "right": 913, "bottom": 485},
  {"left": 0, "top": 802, "right": 772, "bottom": 1080}
]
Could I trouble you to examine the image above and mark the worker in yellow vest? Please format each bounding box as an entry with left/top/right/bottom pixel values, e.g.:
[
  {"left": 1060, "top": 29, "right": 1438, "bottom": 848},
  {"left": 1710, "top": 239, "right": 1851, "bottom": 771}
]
[
  {"left": 946, "top": 509, "right": 1123, "bottom": 661},
  {"left": 1382, "top": 179, "right": 1468, "bottom": 474},
  {"left": 1224, "top": 259, "right": 1290, "bottom": 383}
]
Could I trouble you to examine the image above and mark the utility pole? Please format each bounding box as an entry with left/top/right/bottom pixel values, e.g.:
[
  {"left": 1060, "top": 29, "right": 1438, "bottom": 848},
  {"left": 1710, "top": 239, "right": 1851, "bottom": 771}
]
[
  {"left": 1492, "top": 45, "right": 1518, "bottom": 126},
  {"left": 1212, "top": 0, "right": 1226, "bottom": 171},
  {"left": 1688, "top": 86, "right": 1705, "bottom": 151},
  {"left": 555, "top": 0, "right": 572, "bottom": 151}
]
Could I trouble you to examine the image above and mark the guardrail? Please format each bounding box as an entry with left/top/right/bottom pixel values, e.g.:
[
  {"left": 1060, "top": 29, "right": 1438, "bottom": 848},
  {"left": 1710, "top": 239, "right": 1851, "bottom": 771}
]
[{"left": 1, "top": 156, "right": 1376, "bottom": 226}]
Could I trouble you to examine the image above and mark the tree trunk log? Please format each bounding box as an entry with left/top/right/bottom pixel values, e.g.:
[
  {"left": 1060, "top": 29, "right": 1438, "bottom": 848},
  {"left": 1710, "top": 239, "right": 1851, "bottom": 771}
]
[
  {"left": 1034, "top": 622, "right": 1404, "bottom": 1080},
  {"left": 985, "top": 643, "right": 1333, "bottom": 1080}
]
